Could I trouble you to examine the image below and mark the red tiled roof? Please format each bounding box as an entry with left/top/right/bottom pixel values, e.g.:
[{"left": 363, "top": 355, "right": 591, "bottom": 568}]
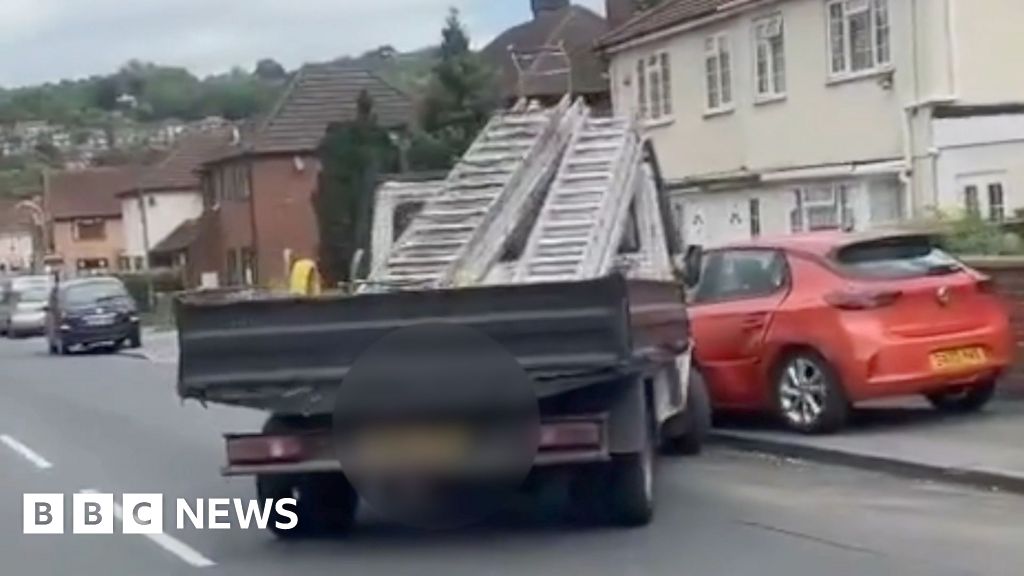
[
  {"left": 482, "top": 5, "right": 610, "bottom": 100},
  {"left": 120, "top": 128, "right": 235, "bottom": 196},
  {"left": 205, "top": 62, "right": 415, "bottom": 164},
  {"left": 597, "top": 0, "right": 737, "bottom": 50},
  {"left": 46, "top": 167, "right": 140, "bottom": 220}
]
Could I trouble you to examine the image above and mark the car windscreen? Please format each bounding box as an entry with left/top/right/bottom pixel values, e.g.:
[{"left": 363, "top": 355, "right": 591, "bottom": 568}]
[
  {"left": 63, "top": 282, "right": 129, "bottom": 307},
  {"left": 17, "top": 288, "right": 50, "bottom": 302},
  {"left": 833, "top": 236, "right": 962, "bottom": 279}
]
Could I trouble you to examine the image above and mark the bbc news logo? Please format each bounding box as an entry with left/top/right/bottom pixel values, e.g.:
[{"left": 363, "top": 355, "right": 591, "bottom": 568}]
[{"left": 23, "top": 494, "right": 298, "bottom": 534}]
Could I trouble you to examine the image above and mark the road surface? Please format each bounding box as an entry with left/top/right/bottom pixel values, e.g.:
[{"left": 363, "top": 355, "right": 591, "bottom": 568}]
[{"left": 0, "top": 336, "right": 1020, "bottom": 576}]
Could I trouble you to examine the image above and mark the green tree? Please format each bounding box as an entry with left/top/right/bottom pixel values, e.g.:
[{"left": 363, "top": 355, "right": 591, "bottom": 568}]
[
  {"left": 418, "top": 8, "right": 497, "bottom": 169},
  {"left": 313, "top": 91, "right": 399, "bottom": 285},
  {"left": 254, "top": 58, "right": 288, "bottom": 82}
]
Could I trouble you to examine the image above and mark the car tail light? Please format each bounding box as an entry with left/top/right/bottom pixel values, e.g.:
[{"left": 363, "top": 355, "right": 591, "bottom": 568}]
[
  {"left": 226, "top": 435, "right": 306, "bottom": 465},
  {"left": 824, "top": 289, "right": 902, "bottom": 310},
  {"left": 977, "top": 276, "right": 997, "bottom": 294}
]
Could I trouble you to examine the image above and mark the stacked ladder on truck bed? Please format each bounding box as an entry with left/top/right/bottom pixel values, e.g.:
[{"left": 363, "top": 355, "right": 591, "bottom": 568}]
[
  {"left": 514, "top": 111, "right": 650, "bottom": 283},
  {"left": 368, "top": 97, "right": 585, "bottom": 290}
]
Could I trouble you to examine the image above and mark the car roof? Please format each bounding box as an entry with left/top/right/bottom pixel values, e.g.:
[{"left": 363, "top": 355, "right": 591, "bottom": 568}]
[
  {"left": 10, "top": 275, "right": 53, "bottom": 288},
  {"left": 718, "top": 230, "right": 932, "bottom": 257},
  {"left": 60, "top": 277, "right": 123, "bottom": 290}
]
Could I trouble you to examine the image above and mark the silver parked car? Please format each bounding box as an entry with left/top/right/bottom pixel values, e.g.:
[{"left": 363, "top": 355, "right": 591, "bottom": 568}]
[{"left": 1, "top": 276, "right": 53, "bottom": 337}]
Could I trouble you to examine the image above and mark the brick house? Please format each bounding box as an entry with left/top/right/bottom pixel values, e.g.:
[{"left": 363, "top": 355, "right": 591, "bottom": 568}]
[
  {"left": 190, "top": 62, "right": 415, "bottom": 289},
  {"left": 117, "top": 128, "right": 234, "bottom": 272},
  {"left": 45, "top": 167, "right": 138, "bottom": 278}
]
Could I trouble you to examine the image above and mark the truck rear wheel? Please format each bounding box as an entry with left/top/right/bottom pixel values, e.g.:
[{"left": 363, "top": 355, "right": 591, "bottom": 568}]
[
  {"left": 571, "top": 409, "right": 654, "bottom": 527},
  {"left": 256, "top": 473, "right": 358, "bottom": 538},
  {"left": 257, "top": 416, "right": 358, "bottom": 538}
]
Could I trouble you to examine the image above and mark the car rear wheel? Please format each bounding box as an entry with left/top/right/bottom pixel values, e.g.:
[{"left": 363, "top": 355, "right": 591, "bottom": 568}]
[
  {"left": 926, "top": 382, "right": 996, "bottom": 413},
  {"left": 774, "top": 351, "right": 848, "bottom": 434}
]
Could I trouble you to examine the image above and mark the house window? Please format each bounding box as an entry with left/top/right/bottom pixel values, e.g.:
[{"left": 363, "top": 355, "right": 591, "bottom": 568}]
[
  {"left": 147, "top": 195, "right": 157, "bottom": 208},
  {"left": 791, "top": 184, "right": 854, "bottom": 232},
  {"left": 705, "top": 34, "right": 733, "bottom": 112},
  {"left": 134, "top": 256, "right": 145, "bottom": 271},
  {"left": 963, "top": 185, "right": 980, "bottom": 218},
  {"left": 636, "top": 52, "right": 673, "bottom": 121},
  {"left": 74, "top": 219, "right": 106, "bottom": 241},
  {"left": 989, "top": 183, "right": 1005, "bottom": 222},
  {"left": 749, "top": 198, "right": 762, "bottom": 237},
  {"left": 754, "top": 15, "right": 786, "bottom": 99},
  {"left": 828, "top": 0, "right": 891, "bottom": 77},
  {"left": 118, "top": 256, "right": 131, "bottom": 271}
]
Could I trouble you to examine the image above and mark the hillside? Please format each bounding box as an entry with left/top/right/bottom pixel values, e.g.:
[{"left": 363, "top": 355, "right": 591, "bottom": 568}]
[{"left": 0, "top": 48, "right": 438, "bottom": 198}]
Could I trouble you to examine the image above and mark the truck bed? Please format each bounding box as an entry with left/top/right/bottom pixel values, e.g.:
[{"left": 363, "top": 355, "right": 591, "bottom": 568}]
[{"left": 175, "top": 275, "right": 689, "bottom": 415}]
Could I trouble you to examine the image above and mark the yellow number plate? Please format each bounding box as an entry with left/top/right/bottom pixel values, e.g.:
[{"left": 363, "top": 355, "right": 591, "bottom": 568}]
[
  {"left": 930, "top": 347, "right": 987, "bottom": 372},
  {"left": 354, "top": 425, "right": 469, "bottom": 471}
]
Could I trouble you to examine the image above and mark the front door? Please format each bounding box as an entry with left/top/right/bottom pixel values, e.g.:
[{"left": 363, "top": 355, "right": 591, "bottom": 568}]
[{"left": 689, "top": 249, "right": 789, "bottom": 409}]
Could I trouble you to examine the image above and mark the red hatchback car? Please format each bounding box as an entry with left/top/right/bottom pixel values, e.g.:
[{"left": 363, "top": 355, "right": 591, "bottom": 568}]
[{"left": 689, "top": 231, "right": 1013, "bottom": 433}]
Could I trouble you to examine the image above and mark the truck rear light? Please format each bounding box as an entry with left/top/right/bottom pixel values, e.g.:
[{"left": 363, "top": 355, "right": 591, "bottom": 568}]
[
  {"left": 226, "top": 435, "right": 306, "bottom": 465},
  {"left": 824, "top": 289, "right": 902, "bottom": 310},
  {"left": 538, "top": 421, "right": 601, "bottom": 450}
]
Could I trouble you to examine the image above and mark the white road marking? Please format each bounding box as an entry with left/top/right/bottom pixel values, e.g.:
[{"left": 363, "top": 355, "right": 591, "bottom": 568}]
[
  {"left": 0, "top": 434, "right": 53, "bottom": 469},
  {"left": 80, "top": 489, "right": 216, "bottom": 568}
]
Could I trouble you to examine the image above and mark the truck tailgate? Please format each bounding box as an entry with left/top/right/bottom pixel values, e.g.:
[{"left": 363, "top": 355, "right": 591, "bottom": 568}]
[{"left": 175, "top": 275, "right": 688, "bottom": 414}]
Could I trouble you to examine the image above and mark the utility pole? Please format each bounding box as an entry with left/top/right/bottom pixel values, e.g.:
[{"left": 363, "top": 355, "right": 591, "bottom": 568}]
[{"left": 137, "top": 184, "right": 156, "bottom": 311}]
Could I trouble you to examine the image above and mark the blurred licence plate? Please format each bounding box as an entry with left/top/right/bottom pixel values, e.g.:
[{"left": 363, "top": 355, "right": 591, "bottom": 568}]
[
  {"left": 930, "top": 347, "right": 987, "bottom": 371},
  {"left": 355, "top": 425, "right": 469, "bottom": 471},
  {"left": 84, "top": 314, "right": 116, "bottom": 326}
]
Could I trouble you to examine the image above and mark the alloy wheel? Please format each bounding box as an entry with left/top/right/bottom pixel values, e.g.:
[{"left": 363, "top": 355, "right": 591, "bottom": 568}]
[{"left": 779, "top": 357, "right": 827, "bottom": 427}]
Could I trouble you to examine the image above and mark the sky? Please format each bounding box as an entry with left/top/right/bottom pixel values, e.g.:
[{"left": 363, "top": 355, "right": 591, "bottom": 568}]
[{"left": 0, "top": 0, "right": 606, "bottom": 88}]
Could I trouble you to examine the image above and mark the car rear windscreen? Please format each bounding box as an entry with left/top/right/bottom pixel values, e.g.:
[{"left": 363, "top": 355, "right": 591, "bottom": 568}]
[{"left": 833, "top": 236, "right": 962, "bottom": 279}]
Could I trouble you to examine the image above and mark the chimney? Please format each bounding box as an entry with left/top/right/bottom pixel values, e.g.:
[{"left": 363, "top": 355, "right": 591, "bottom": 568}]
[
  {"left": 606, "top": 0, "right": 639, "bottom": 27},
  {"left": 531, "top": 0, "right": 570, "bottom": 18}
]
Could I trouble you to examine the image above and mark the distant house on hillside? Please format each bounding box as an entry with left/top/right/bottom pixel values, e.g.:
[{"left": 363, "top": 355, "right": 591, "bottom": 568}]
[
  {"left": 0, "top": 198, "right": 35, "bottom": 273},
  {"left": 191, "top": 62, "right": 415, "bottom": 289},
  {"left": 482, "top": 0, "right": 610, "bottom": 109},
  {"left": 45, "top": 167, "right": 139, "bottom": 277},
  {"left": 118, "top": 127, "right": 235, "bottom": 273}
]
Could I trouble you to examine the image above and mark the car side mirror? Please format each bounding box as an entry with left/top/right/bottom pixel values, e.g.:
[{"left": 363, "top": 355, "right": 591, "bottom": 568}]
[{"left": 678, "top": 245, "right": 703, "bottom": 288}]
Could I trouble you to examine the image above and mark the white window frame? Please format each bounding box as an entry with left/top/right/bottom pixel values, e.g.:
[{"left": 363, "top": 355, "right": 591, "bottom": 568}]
[
  {"left": 636, "top": 51, "right": 674, "bottom": 124},
  {"left": 704, "top": 33, "right": 734, "bottom": 115},
  {"left": 826, "top": 0, "right": 892, "bottom": 81},
  {"left": 790, "top": 183, "right": 856, "bottom": 232},
  {"left": 958, "top": 173, "right": 1009, "bottom": 222},
  {"left": 753, "top": 14, "right": 786, "bottom": 102}
]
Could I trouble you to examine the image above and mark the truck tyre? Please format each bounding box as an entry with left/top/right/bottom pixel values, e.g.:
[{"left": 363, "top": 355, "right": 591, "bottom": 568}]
[
  {"left": 571, "top": 406, "right": 654, "bottom": 527},
  {"left": 257, "top": 416, "right": 358, "bottom": 538},
  {"left": 662, "top": 368, "right": 711, "bottom": 456},
  {"left": 256, "top": 472, "right": 358, "bottom": 538}
]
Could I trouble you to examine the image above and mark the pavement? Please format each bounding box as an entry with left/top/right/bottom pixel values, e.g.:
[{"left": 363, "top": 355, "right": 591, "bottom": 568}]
[
  {"left": 712, "top": 398, "right": 1024, "bottom": 494},
  {"left": 3, "top": 334, "right": 1023, "bottom": 574}
]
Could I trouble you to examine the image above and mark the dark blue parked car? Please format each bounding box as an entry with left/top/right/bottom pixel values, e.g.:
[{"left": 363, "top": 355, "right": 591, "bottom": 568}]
[{"left": 46, "top": 277, "right": 142, "bottom": 354}]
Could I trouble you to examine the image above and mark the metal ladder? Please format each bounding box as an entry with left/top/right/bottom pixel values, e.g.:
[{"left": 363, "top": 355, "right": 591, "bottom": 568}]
[
  {"left": 514, "top": 112, "right": 643, "bottom": 283},
  {"left": 369, "top": 97, "right": 583, "bottom": 290}
]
